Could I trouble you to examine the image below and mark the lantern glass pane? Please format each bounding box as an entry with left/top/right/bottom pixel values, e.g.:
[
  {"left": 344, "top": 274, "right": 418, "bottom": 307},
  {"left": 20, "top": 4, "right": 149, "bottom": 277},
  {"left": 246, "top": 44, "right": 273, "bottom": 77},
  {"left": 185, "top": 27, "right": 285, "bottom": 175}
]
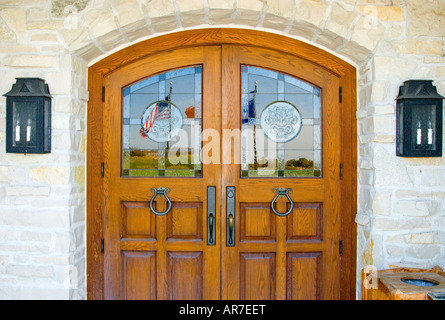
[
  {"left": 44, "top": 99, "right": 51, "bottom": 152},
  {"left": 12, "top": 101, "right": 37, "bottom": 148},
  {"left": 411, "top": 104, "right": 436, "bottom": 150}
]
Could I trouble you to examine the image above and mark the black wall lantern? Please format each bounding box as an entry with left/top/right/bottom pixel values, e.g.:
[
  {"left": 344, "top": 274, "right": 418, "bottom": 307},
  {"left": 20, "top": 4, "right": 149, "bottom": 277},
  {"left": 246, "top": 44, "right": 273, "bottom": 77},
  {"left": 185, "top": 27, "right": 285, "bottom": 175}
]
[
  {"left": 396, "top": 80, "right": 444, "bottom": 157},
  {"left": 4, "top": 78, "right": 52, "bottom": 154}
]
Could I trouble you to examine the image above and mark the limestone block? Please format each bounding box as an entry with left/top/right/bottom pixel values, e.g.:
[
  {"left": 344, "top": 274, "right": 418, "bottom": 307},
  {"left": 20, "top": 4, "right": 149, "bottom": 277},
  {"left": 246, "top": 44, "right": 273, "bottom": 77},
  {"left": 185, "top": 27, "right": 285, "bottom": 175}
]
[
  {"left": 420, "top": 168, "right": 445, "bottom": 187},
  {"left": 386, "top": 245, "right": 404, "bottom": 259},
  {"left": 337, "top": 40, "right": 373, "bottom": 65},
  {"left": 406, "top": 0, "right": 445, "bottom": 37},
  {"left": 146, "top": 0, "right": 175, "bottom": 18},
  {"left": 374, "top": 57, "right": 417, "bottom": 81},
  {"left": 29, "top": 167, "right": 70, "bottom": 185},
  {"left": 373, "top": 217, "right": 430, "bottom": 231},
  {"left": 288, "top": 20, "right": 320, "bottom": 41},
  {"left": 6, "top": 264, "right": 54, "bottom": 278},
  {"left": 177, "top": 0, "right": 207, "bottom": 28},
  {"left": 0, "top": 17, "right": 16, "bottom": 42},
  {"left": 45, "top": 71, "right": 73, "bottom": 95},
  {"left": 1, "top": 8, "right": 26, "bottom": 39},
  {"left": 263, "top": 13, "right": 291, "bottom": 30},
  {"left": 6, "top": 186, "right": 51, "bottom": 197},
  {"left": 74, "top": 166, "right": 85, "bottom": 185},
  {"left": 30, "top": 33, "right": 59, "bottom": 43},
  {"left": 406, "top": 232, "right": 434, "bottom": 244},
  {"left": 393, "top": 201, "right": 430, "bottom": 217},
  {"left": 350, "top": 16, "right": 385, "bottom": 52},
  {"left": 27, "top": 20, "right": 65, "bottom": 30},
  {"left": 237, "top": 0, "right": 264, "bottom": 11},
  {"left": 113, "top": 0, "right": 145, "bottom": 28},
  {"left": 207, "top": 0, "right": 234, "bottom": 23},
  {"left": 325, "top": 2, "right": 357, "bottom": 38},
  {"left": 372, "top": 190, "right": 392, "bottom": 216},
  {"left": 266, "top": 0, "right": 295, "bottom": 19},
  {"left": 0, "top": 166, "right": 9, "bottom": 182},
  {"left": 396, "top": 39, "right": 444, "bottom": 56},
  {"left": 358, "top": 187, "right": 373, "bottom": 212},
  {"left": 85, "top": 9, "right": 117, "bottom": 39},
  {"left": 55, "top": 132, "right": 72, "bottom": 150},
  {"left": 315, "top": 29, "right": 345, "bottom": 52},
  {"left": 359, "top": 5, "right": 404, "bottom": 22},
  {"left": 406, "top": 245, "right": 441, "bottom": 260},
  {"left": 21, "top": 231, "right": 52, "bottom": 242},
  {"left": 294, "top": 0, "right": 327, "bottom": 27},
  {"left": 177, "top": 0, "right": 204, "bottom": 12},
  {"left": 373, "top": 115, "right": 395, "bottom": 134},
  {"left": 4, "top": 55, "right": 58, "bottom": 68},
  {"left": 374, "top": 145, "right": 411, "bottom": 187}
]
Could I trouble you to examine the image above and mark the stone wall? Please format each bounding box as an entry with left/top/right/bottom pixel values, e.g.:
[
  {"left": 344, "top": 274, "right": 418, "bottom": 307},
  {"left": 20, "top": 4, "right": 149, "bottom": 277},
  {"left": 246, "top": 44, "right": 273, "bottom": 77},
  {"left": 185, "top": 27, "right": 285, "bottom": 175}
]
[{"left": 0, "top": 0, "right": 444, "bottom": 299}]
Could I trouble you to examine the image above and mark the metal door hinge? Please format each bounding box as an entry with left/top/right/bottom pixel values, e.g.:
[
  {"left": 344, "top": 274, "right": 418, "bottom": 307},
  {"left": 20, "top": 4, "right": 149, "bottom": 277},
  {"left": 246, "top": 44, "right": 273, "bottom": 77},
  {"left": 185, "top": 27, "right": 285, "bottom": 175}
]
[
  {"left": 101, "top": 162, "right": 104, "bottom": 178},
  {"left": 101, "top": 238, "right": 104, "bottom": 254},
  {"left": 340, "top": 163, "right": 343, "bottom": 180},
  {"left": 339, "top": 86, "right": 343, "bottom": 103},
  {"left": 102, "top": 86, "right": 105, "bottom": 102},
  {"left": 339, "top": 240, "right": 343, "bottom": 256}
]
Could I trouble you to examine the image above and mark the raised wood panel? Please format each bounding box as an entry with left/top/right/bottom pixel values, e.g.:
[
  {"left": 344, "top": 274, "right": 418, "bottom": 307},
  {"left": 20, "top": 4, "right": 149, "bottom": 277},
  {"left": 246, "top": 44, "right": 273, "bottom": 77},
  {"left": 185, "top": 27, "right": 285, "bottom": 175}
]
[
  {"left": 167, "top": 252, "right": 203, "bottom": 300},
  {"left": 286, "top": 252, "right": 321, "bottom": 300},
  {"left": 167, "top": 203, "right": 203, "bottom": 240},
  {"left": 287, "top": 203, "right": 322, "bottom": 241},
  {"left": 240, "top": 203, "right": 276, "bottom": 241},
  {"left": 121, "top": 202, "right": 156, "bottom": 239},
  {"left": 240, "top": 253, "right": 276, "bottom": 300},
  {"left": 122, "top": 251, "right": 156, "bottom": 300}
]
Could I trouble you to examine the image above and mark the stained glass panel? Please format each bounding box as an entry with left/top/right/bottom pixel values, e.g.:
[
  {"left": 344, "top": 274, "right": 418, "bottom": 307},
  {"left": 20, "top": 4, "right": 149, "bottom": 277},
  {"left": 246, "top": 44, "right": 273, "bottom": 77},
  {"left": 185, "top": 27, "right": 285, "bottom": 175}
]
[
  {"left": 122, "top": 66, "right": 202, "bottom": 177},
  {"left": 241, "top": 66, "right": 322, "bottom": 178}
]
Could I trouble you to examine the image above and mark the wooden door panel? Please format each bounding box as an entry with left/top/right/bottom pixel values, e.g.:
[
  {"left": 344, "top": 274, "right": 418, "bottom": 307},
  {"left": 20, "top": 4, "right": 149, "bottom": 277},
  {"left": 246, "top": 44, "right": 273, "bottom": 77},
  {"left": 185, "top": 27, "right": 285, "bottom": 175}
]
[
  {"left": 122, "top": 202, "right": 156, "bottom": 239},
  {"left": 167, "top": 203, "right": 203, "bottom": 240},
  {"left": 286, "top": 252, "right": 321, "bottom": 300},
  {"left": 240, "top": 203, "right": 276, "bottom": 241},
  {"left": 167, "top": 252, "right": 203, "bottom": 300},
  {"left": 287, "top": 203, "right": 322, "bottom": 241},
  {"left": 240, "top": 253, "right": 276, "bottom": 300},
  {"left": 122, "top": 251, "right": 157, "bottom": 300}
]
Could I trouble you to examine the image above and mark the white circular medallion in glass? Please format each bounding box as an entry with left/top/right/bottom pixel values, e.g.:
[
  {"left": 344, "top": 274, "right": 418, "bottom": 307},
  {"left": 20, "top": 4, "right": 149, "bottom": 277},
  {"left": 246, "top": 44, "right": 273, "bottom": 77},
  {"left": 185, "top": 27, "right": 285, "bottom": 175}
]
[{"left": 260, "top": 101, "right": 303, "bottom": 143}]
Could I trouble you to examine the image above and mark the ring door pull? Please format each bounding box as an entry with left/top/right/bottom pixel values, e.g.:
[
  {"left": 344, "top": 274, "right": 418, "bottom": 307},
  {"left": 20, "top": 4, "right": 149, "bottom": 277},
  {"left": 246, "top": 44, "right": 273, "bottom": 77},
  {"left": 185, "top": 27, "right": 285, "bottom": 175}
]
[
  {"left": 207, "top": 186, "right": 216, "bottom": 246},
  {"left": 226, "top": 186, "right": 235, "bottom": 247},
  {"left": 271, "top": 188, "right": 294, "bottom": 217},
  {"left": 149, "top": 187, "right": 172, "bottom": 216}
]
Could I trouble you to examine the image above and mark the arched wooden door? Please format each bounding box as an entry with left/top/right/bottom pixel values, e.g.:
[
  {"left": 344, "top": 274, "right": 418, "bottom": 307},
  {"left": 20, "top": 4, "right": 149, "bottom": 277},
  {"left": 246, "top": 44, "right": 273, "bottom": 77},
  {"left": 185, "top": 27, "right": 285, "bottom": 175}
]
[{"left": 87, "top": 29, "right": 357, "bottom": 300}]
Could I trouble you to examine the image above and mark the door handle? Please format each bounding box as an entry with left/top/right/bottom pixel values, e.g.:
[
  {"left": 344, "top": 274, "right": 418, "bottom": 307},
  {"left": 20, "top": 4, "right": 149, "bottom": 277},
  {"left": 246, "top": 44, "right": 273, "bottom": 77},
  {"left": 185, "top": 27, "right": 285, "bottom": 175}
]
[
  {"left": 271, "top": 188, "right": 293, "bottom": 216},
  {"left": 207, "top": 186, "right": 216, "bottom": 245},
  {"left": 226, "top": 186, "right": 235, "bottom": 247}
]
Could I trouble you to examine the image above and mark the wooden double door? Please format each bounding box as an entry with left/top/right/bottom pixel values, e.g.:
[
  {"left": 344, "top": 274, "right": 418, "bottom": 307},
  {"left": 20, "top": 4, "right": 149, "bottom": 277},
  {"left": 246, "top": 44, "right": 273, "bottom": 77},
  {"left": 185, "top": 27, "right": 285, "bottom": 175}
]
[{"left": 101, "top": 43, "right": 344, "bottom": 300}]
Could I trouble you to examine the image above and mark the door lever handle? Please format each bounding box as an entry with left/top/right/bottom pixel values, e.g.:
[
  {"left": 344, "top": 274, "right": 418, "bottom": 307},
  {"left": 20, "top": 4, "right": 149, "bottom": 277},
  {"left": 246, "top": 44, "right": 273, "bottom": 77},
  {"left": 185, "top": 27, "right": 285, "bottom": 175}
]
[
  {"left": 226, "top": 186, "right": 235, "bottom": 247},
  {"left": 228, "top": 214, "right": 234, "bottom": 246},
  {"left": 207, "top": 186, "right": 216, "bottom": 245},
  {"left": 208, "top": 213, "right": 214, "bottom": 244}
]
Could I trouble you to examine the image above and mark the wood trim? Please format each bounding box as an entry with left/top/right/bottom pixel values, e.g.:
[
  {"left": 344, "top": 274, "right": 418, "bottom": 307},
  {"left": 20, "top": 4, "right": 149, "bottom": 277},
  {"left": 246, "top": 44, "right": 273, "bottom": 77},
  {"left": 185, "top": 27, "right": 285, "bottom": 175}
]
[{"left": 87, "top": 28, "right": 357, "bottom": 300}]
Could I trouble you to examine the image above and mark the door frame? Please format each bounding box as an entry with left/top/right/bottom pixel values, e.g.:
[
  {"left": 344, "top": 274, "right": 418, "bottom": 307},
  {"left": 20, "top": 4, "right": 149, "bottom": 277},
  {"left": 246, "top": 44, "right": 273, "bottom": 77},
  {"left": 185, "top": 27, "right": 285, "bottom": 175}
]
[{"left": 87, "top": 28, "right": 357, "bottom": 300}]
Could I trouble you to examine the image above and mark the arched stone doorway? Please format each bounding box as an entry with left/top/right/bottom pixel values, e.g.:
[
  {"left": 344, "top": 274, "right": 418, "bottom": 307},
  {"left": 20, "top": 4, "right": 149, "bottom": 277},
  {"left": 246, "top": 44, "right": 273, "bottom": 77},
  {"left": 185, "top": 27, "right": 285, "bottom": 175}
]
[{"left": 87, "top": 28, "right": 357, "bottom": 300}]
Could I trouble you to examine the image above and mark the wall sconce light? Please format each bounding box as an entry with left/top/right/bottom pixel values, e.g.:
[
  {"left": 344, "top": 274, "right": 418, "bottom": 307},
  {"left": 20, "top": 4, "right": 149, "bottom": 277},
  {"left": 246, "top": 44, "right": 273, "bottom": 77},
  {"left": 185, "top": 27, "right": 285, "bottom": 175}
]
[
  {"left": 396, "top": 80, "right": 443, "bottom": 157},
  {"left": 4, "top": 78, "right": 52, "bottom": 154}
]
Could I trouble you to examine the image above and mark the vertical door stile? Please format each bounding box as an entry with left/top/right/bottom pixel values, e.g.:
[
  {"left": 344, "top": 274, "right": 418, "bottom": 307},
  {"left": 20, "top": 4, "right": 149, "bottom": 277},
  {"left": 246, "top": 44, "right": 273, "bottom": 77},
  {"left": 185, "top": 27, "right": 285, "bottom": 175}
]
[{"left": 221, "top": 45, "right": 241, "bottom": 299}]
